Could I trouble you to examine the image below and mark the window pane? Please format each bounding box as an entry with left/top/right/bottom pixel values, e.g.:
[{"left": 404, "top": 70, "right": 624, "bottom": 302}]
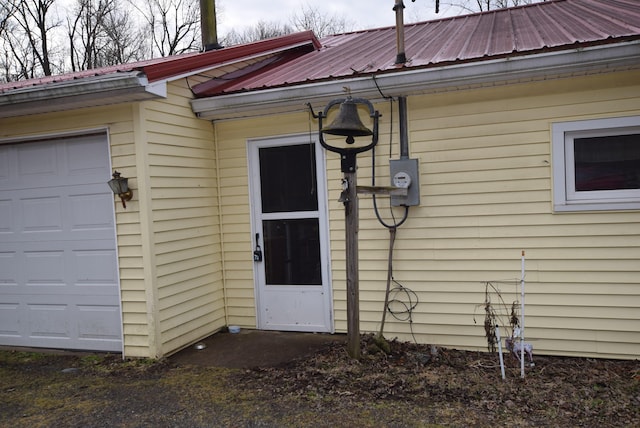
[
  {"left": 574, "top": 134, "right": 640, "bottom": 191},
  {"left": 259, "top": 144, "right": 318, "bottom": 213},
  {"left": 263, "top": 218, "right": 321, "bottom": 285}
]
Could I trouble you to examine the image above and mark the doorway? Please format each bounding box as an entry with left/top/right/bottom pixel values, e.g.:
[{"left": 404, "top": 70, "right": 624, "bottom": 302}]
[{"left": 248, "top": 135, "right": 333, "bottom": 332}]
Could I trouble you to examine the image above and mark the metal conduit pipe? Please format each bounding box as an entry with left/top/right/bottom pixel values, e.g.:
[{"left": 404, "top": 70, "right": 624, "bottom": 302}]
[{"left": 398, "top": 96, "right": 409, "bottom": 159}]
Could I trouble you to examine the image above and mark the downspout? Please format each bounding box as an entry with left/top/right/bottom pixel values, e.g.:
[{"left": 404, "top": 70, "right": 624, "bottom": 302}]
[{"left": 213, "top": 122, "right": 230, "bottom": 327}]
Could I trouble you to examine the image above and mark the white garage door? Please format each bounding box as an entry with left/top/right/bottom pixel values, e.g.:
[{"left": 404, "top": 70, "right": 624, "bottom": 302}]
[{"left": 0, "top": 133, "right": 122, "bottom": 352}]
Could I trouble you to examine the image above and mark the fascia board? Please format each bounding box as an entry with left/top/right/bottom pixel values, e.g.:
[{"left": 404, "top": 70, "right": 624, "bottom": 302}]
[
  {"left": 191, "top": 41, "right": 640, "bottom": 121},
  {"left": 0, "top": 72, "right": 165, "bottom": 118},
  {"left": 0, "top": 39, "right": 316, "bottom": 119},
  {"left": 148, "top": 40, "right": 315, "bottom": 87}
]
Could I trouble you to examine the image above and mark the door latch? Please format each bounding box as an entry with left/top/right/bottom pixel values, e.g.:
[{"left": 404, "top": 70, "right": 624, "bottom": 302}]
[{"left": 253, "top": 233, "right": 263, "bottom": 262}]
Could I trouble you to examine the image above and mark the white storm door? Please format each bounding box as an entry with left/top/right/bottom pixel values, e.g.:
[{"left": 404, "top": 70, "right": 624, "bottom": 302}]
[
  {"left": 0, "top": 133, "right": 122, "bottom": 352},
  {"left": 248, "top": 135, "right": 333, "bottom": 332}
]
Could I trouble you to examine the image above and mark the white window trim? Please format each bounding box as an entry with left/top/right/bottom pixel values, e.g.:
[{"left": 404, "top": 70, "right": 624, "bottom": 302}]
[{"left": 552, "top": 116, "right": 640, "bottom": 212}]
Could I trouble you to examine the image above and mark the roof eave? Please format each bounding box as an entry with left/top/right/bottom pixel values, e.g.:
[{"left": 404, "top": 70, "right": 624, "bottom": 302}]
[
  {"left": 191, "top": 40, "right": 640, "bottom": 121},
  {"left": 0, "top": 72, "right": 165, "bottom": 119}
]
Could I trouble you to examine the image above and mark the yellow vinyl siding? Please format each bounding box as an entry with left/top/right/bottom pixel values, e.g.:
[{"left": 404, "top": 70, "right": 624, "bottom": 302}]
[
  {"left": 0, "top": 104, "right": 153, "bottom": 357},
  {"left": 215, "top": 70, "right": 639, "bottom": 359},
  {"left": 142, "top": 80, "right": 224, "bottom": 356},
  {"left": 364, "top": 71, "right": 640, "bottom": 358},
  {"left": 4, "top": 66, "right": 636, "bottom": 359},
  {"left": 0, "top": 83, "right": 226, "bottom": 358},
  {"left": 214, "top": 116, "right": 322, "bottom": 327}
]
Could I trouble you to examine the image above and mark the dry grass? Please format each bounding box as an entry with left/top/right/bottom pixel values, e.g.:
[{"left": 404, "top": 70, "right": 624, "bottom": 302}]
[{"left": 1, "top": 336, "right": 638, "bottom": 427}]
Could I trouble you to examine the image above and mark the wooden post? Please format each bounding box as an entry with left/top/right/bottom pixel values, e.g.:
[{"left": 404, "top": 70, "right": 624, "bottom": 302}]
[
  {"left": 344, "top": 170, "right": 360, "bottom": 359},
  {"left": 311, "top": 97, "right": 379, "bottom": 360}
]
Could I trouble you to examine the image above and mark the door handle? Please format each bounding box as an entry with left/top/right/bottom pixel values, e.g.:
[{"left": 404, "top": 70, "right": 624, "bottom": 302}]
[{"left": 253, "top": 233, "right": 263, "bottom": 262}]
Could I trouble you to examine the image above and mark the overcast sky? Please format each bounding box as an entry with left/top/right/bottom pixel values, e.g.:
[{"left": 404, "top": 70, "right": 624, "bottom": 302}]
[{"left": 216, "top": 1, "right": 466, "bottom": 36}]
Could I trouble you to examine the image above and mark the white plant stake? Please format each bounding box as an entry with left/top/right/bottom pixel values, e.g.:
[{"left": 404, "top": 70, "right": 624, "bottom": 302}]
[
  {"left": 496, "top": 324, "right": 506, "bottom": 380},
  {"left": 520, "top": 250, "right": 526, "bottom": 378}
]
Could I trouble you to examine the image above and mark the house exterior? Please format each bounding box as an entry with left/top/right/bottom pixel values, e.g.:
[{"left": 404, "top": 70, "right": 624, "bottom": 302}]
[{"left": 1, "top": 0, "right": 638, "bottom": 359}]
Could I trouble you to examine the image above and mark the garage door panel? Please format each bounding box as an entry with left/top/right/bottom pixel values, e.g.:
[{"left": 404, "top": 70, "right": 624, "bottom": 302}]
[
  {"left": 0, "top": 146, "right": 8, "bottom": 182},
  {"left": 4, "top": 229, "right": 116, "bottom": 244},
  {"left": 16, "top": 142, "right": 58, "bottom": 179},
  {"left": 0, "top": 288, "right": 121, "bottom": 345},
  {"left": 69, "top": 192, "right": 115, "bottom": 231},
  {"left": 0, "top": 251, "right": 18, "bottom": 285},
  {"left": 74, "top": 249, "right": 118, "bottom": 286},
  {"left": 0, "top": 133, "right": 122, "bottom": 352},
  {"left": 1, "top": 137, "right": 111, "bottom": 191},
  {"left": 67, "top": 136, "right": 111, "bottom": 176},
  {"left": 0, "top": 191, "right": 115, "bottom": 244},
  {"left": 0, "top": 199, "right": 11, "bottom": 232},
  {"left": 77, "top": 304, "right": 122, "bottom": 341},
  {"left": 0, "top": 302, "right": 20, "bottom": 336},
  {"left": 25, "top": 250, "right": 65, "bottom": 285},
  {"left": 28, "top": 303, "right": 70, "bottom": 338},
  {"left": 22, "top": 196, "right": 63, "bottom": 232},
  {"left": 3, "top": 245, "right": 119, "bottom": 296},
  {"left": 14, "top": 187, "right": 113, "bottom": 234}
]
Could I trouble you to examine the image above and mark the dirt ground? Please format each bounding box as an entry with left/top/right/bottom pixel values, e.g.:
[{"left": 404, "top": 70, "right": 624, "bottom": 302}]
[{"left": 1, "top": 333, "right": 638, "bottom": 427}]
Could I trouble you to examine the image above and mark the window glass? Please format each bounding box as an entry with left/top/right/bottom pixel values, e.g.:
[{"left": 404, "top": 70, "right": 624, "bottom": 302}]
[
  {"left": 574, "top": 134, "right": 640, "bottom": 192},
  {"left": 259, "top": 144, "right": 318, "bottom": 213},
  {"left": 263, "top": 218, "right": 321, "bottom": 285}
]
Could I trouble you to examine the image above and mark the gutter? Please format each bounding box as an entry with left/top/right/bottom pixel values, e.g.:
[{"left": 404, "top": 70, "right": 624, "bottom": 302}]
[
  {"left": 0, "top": 72, "right": 165, "bottom": 119},
  {"left": 191, "top": 40, "right": 640, "bottom": 121}
]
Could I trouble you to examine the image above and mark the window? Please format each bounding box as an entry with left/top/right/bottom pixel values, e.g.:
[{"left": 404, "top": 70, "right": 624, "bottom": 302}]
[{"left": 552, "top": 116, "right": 640, "bottom": 211}]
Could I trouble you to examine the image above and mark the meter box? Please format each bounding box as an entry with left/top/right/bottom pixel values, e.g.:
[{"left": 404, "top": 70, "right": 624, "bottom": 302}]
[{"left": 390, "top": 158, "right": 420, "bottom": 207}]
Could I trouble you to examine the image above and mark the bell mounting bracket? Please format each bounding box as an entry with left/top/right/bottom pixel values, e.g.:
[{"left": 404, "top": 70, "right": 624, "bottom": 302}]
[{"left": 308, "top": 98, "right": 381, "bottom": 173}]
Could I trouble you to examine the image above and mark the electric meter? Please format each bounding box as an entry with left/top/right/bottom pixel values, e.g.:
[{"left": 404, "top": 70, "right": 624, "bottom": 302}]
[
  {"left": 392, "top": 171, "right": 412, "bottom": 189},
  {"left": 390, "top": 158, "right": 420, "bottom": 207}
]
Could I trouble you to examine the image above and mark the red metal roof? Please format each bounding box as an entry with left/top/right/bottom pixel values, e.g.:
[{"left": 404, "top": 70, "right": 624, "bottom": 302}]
[
  {"left": 0, "top": 31, "right": 321, "bottom": 93},
  {"left": 2, "top": 0, "right": 638, "bottom": 99},
  {"left": 201, "top": 0, "right": 640, "bottom": 96}
]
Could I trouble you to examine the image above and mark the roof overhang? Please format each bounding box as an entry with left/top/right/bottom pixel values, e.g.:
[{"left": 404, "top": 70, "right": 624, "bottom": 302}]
[
  {"left": 0, "top": 72, "right": 165, "bottom": 119},
  {"left": 0, "top": 31, "right": 322, "bottom": 120},
  {"left": 191, "top": 40, "right": 640, "bottom": 121}
]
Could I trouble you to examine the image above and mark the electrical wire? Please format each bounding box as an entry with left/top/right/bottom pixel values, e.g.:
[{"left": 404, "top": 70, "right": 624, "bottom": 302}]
[
  {"left": 370, "top": 77, "right": 409, "bottom": 229},
  {"left": 370, "top": 75, "right": 417, "bottom": 343},
  {"left": 387, "top": 278, "right": 420, "bottom": 343}
]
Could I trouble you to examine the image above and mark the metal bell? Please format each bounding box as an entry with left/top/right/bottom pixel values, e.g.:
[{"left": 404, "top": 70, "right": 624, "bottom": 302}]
[{"left": 321, "top": 98, "right": 373, "bottom": 138}]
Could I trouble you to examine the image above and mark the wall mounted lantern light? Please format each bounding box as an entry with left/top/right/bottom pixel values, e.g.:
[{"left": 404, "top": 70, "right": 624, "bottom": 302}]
[{"left": 108, "top": 171, "right": 133, "bottom": 209}]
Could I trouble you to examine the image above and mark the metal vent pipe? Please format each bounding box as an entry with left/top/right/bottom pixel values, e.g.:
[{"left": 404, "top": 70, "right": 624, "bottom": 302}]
[
  {"left": 393, "top": 1, "right": 407, "bottom": 64},
  {"left": 200, "top": 0, "right": 222, "bottom": 51}
]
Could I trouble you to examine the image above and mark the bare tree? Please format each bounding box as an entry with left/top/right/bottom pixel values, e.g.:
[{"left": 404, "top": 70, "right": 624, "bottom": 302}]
[
  {"left": 290, "top": 4, "right": 354, "bottom": 38},
  {"left": 101, "top": 4, "right": 147, "bottom": 64},
  {"left": 131, "top": 0, "right": 201, "bottom": 57},
  {"left": 442, "top": 0, "right": 545, "bottom": 13},
  {"left": 0, "top": 0, "right": 16, "bottom": 34},
  {"left": 5, "top": 0, "right": 60, "bottom": 77},
  {"left": 221, "top": 3, "right": 355, "bottom": 46},
  {"left": 0, "top": 0, "right": 15, "bottom": 81},
  {"left": 68, "top": 0, "right": 112, "bottom": 70},
  {"left": 222, "top": 20, "right": 293, "bottom": 46},
  {"left": 67, "top": 0, "right": 146, "bottom": 71}
]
